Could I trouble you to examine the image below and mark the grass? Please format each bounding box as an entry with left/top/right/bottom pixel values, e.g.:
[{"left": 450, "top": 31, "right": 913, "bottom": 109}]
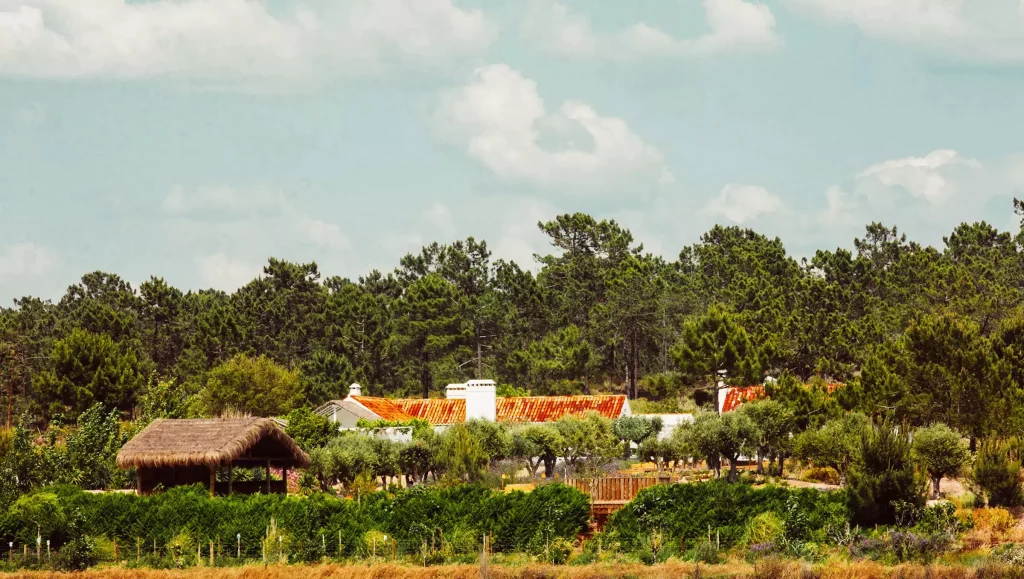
[{"left": 9, "top": 561, "right": 1024, "bottom": 579}]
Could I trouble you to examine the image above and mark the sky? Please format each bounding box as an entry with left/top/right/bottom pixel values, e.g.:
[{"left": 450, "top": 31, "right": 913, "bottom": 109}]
[{"left": 2, "top": 0, "right": 1024, "bottom": 302}]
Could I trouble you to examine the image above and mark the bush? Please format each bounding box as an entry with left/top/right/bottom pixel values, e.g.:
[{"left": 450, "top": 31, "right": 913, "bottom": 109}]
[
  {"left": 606, "top": 479, "right": 848, "bottom": 551},
  {"left": 0, "top": 482, "right": 590, "bottom": 565},
  {"left": 972, "top": 442, "right": 1023, "bottom": 507},
  {"left": 802, "top": 467, "right": 840, "bottom": 486},
  {"left": 746, "top": 512, "right": 785, "bottom": 546},
  {"left": 846, "top": 420, "right": 925, "bottom": 525}
]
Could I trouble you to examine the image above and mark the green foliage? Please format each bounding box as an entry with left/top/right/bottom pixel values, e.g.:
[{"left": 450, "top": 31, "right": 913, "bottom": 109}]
[
  {"left": 613, "top": 415, "right": 663, "bottom": 458},
  {"left": 199, "top": 354, "right": 302, "bottom": 417},
  {"left": 972, "top": 441, "right": 1023, "bottom": 507},
  {"left": 439, "top": 423, "right": 488, "bottom": 482},
  {"left": 911, "top": 423, "right": 970, "bottom": 497},
  {"left": 32, "top": 328, "right": 144, "bottom": 421},
  {"left": 553, "top": 412, "right": 618, "bottom": 475},
  {"left": 677, "top": 410, "right": 758, "bottom": 481},
  {"left": 672, "top": 305, "right": 762, "bottom": 388},
  {"left": 846, "top": 420, "right": 926, "bottom": 526},
  {"left": 606, "top": 479, "right": 848, "bottom": 551},
  {"left": 794, "top": 413, "right": 870, "bottom": 477},
  {"left": 0, "top": 483, "right": 590, "bottom": 563},
  {"left": 284, "top": 407, "right": 338, "bottom": 451}
]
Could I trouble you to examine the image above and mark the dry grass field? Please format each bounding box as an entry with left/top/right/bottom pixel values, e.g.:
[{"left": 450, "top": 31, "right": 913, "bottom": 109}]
[{"left": 5, "top": 561, "right": 1024, "bottom": 579}]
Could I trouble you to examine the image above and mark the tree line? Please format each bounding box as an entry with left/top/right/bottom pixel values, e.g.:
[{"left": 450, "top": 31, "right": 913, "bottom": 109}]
[{"left": 4, "top": 207, "right": 1024, "bottom": 438}]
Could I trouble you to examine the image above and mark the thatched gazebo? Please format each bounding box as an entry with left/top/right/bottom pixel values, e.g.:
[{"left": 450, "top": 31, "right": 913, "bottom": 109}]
[{"left": 117, "top": 418, "right": 310, "bottom": 496}]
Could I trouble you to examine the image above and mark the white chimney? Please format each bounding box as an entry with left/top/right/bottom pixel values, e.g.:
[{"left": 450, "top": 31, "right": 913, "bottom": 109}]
[
  {"left": 348, "top": 383, "right": 362, "bottom": 397},
  {"left": 445, "top": 383, "right": 467, "bottom": 400},
  {"left": 465, "top": 379, "right": 496, "bottom": 421}
]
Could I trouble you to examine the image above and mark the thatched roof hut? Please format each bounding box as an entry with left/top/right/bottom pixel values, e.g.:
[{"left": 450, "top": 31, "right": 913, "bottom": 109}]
[{"left": 117, "top": 418, "right": 309, "bottom": 496}]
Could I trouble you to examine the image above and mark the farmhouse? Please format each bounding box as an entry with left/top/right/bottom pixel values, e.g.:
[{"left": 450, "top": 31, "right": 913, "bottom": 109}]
[
  {"left": 314, "top": 380, "right": 632, "bottom": 429},
  {"left": 116, "top": 417, "right": 310, "bottom": 496}
]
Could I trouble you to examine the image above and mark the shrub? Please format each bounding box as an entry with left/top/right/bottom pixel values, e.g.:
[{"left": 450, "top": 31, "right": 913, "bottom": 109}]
[
  {"left": 746, "top": 512, "right": 786, "bottom": 546},
  {"left": 606, "top": 479, "right": 848, "bottom": 551},
  {"left": 846, "top": 420, "right": 926, "bottom": 525},
  {"left": 802, "top": 467, "right": 840, "bottom": 486},
  {"left": 0, "top": 482, "right": 590, "bottom": 565},
  {"left": 972, "top": 442, "right": 1023, "bottom": 508}
]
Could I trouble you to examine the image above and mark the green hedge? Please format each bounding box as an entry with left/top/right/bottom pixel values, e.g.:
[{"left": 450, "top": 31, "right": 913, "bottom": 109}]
[
  {"left": 606, "top": 480, "right": 849, "bottom": 550},
  {"left": 0, "top": 483, "right": 590, "bottom": 562}
]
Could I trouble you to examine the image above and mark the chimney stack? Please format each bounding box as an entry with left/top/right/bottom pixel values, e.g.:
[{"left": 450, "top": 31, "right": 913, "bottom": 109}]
[
  {"left": 348, "top": 383, "right": 362, "bottom": 397},
  {"left": 465, "top": 379, "right": 496, "bottom": 421},
  {"left": 445, "top": 383, "right": 467, "bottom": 400}
]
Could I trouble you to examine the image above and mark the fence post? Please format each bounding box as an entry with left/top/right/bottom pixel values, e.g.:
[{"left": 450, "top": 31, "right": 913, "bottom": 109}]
[
  {"left": 47, "top": 540, "right": 50, "bottom": 561},
  {"left": 114, "top": 539, "right": 118, "bottom": 564},
  {"left": 209, "top": 541, "right": 214, "bottom": 566},
  {"left": 338, "top": 530, "right": 342, "bottom": 558},
  {"left": 391, "top": 538, "right": 396, "bottom": 561},
  {"left": 36, "top": 536, "right": 40, "bottom": 562},
  {"left": 196, "top": 543, "right": 201, "bottom": 567},
  {"left": 237, "top": 534, "right": 241, "bottom": 559},
  {"left": 136, "top": 538, "right": 140, "bottom": 563}
]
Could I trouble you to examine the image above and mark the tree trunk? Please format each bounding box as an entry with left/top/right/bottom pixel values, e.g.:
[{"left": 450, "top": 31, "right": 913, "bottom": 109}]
[
  {"left": 933, "top": 476, "right": 942, "bottom": 498},
  {"left": 778, "top": 454, "right": 784, "bottom": 477},
  {"left": 421, "top": 349, "right": 430, "bottom": 399},
  {"left": 756, "top": 452, "right": 764, "bottom": 475},
  {"left": 476, "top": 340, "right": 483, "bottom": 380},
  {"left": 728, "top": 458, "right": 738, "bottom": 483}
]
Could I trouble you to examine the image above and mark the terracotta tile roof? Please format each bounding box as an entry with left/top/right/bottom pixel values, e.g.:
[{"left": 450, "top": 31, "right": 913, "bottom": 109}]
[
  {"left": 495, "top": 395, "right": 627, "bottom": 423},
  {"left": 721, "top": 382, "right": 844, "bottom": 413},
  {"left": 395, "top": 398, "right": 466, "bottom": 425},
  {"left": 350, "top": 396, "right": 414, "bottom": 421},
  {"left": 721, "top": 386, "right": 766, "bottom": 413}
]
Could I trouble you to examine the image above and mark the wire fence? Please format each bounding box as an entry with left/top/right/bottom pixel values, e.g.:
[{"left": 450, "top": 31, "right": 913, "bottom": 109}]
[{"left": 0, "top": 530, "right": 511, "bottom": 572}]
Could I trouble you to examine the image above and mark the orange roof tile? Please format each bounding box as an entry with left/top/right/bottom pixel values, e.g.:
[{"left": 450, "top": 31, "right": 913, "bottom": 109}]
[
  {"left": 495, "top": 395, "right": 626, "bottom": 423},
  {"left": 350, "top": 396, "right": 414, "bottom": 422},
  {"left": 721, "top": 382, "right": 844, "bottom": 413},
  {"left": 395, "top": 398, "right": 466, "bottom": 425},
  {"left": 721, "top": 386, "right": 765, "bottom": 413}
]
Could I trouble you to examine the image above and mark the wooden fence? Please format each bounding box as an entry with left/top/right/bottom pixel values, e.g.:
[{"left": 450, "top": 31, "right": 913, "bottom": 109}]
[{"left": 561, "top": 475, "right": 677, "bottom": 525}]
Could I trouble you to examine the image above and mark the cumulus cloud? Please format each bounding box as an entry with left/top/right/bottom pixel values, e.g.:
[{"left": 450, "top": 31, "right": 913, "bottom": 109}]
[
  {"left": 195, "top": 253, "right": 261, "bottom": 292},
  {"left": 785, "top": 0, "right": 1024, "bottom": 62},
  {"left": 0, "top": 0, "right": 493, "bottom": 88},
  {"left": 162, "top": 185, "right": 352, "bottom": 268},
  {"left": 523, "top": 0, "right": 780, "bottom": 60},
  {"left": 814, "top": 149, "right": 1017, "bottom": 248},
  {"left": 0, "top": 242, "right": 59, "bottom": 283},
  {"left": 704, "top": 183, "right": 784, "bottom": 224},
  {"left": 435, "top": 63, "right": 673, "bottom": 191}
]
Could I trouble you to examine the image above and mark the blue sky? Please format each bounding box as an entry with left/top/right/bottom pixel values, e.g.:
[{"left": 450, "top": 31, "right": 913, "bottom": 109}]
[{"left": 2, "top": 0, "right": 1024, "bottom": 301}]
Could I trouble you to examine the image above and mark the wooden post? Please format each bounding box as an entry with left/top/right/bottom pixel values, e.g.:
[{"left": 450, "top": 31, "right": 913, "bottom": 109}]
[
  {"left": 265, "top": 460, "right": 271, "bottom": 493},
  {"left": 209, "top": 466, "right": 216, "bottom": 497},
  {"left": 113, "top": 539, "right": 119, "bottom": 563},
  {"left": 209, "top": 541, "right": 214, "bottom": 566}
]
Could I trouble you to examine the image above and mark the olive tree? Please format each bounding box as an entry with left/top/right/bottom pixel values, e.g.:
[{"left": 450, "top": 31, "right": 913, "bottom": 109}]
[{"left": 911, "top": 423, "right": 970, "bottom": 498}]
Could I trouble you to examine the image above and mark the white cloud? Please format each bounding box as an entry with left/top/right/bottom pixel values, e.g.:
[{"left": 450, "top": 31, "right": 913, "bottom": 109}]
[
  {"left": 785, "top": 0, "right": 1024, "bottom": 62},
  {"left": 524, "top": 0, "right": 780, "bottom": 60},
  {"left": 435, "top": 63, "right": 673, "bottom": 191},
  {"left": 857, "top": 150, "right": 982, "bottom": 204},
  {"left": 162, "top": 185, "right": 352, "bottom": 254},
  {"left": 813, "top": 149, "right": 1017, "bottom": 248},
  {"left": 0, "top": 0, "right": 493, "bottom": 88},
  {"left": 195, "top": 253, "right": 261, "bottom": 292},
  {"left": 0, "top": 243, "right": 59, "bottom": 283},
  {"left": 704, "top": 183, "right": 783, "bottom": 223}
]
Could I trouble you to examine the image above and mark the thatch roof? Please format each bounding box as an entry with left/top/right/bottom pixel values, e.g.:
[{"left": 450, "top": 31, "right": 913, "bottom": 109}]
[{"left": 117, "top": 418, "right": 310, "bottom": 469}]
